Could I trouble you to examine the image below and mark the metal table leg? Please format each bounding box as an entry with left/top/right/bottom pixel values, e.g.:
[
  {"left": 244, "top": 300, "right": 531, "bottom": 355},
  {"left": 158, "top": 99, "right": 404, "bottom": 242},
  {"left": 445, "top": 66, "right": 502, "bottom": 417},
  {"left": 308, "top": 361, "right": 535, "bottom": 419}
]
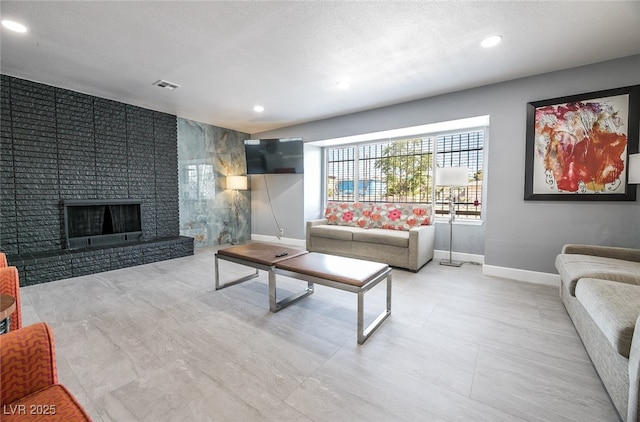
[
  {"left": 268, "top": 267, "right": 314, "bottom": 312},
  {"left": 215, "top": 253, "right": 259, "bottom": 290},
  {"left": 357, "top": 270, "right": 392, "bottom": 345}
]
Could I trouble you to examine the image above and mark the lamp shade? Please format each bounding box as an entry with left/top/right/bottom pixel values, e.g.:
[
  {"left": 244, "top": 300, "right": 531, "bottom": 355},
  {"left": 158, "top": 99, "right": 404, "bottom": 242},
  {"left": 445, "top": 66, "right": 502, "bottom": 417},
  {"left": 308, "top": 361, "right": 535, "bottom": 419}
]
[
  {"left": 226, "top": 175, "right": 247, "bottom": 190},
  {"left": 629, "top": 153, "right": 640, "bottom": 184},
  {"left": 437, "top": 167, "right": 469, "bottom": 186}
]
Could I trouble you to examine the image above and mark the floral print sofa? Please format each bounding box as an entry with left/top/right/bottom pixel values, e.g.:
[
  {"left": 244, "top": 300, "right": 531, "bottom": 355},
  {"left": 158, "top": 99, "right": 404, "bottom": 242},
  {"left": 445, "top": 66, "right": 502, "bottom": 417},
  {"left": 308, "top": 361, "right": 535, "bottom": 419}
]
[{"left": 306, "top": 202, "right": 435, "bottom": 271}]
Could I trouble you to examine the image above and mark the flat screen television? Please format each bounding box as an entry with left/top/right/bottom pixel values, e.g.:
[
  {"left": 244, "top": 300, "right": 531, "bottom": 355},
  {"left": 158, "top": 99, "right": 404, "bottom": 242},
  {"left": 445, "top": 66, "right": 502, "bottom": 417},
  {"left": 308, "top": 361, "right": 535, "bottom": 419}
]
[{"left": 244, "top": 138, "right": 304, "bottom": 174}]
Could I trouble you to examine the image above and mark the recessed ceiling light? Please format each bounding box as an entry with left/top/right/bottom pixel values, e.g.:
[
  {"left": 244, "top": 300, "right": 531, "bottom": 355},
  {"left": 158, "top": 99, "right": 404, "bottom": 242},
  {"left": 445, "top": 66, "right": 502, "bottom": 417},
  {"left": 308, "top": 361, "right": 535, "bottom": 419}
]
[
  {"left": 253, "top": 105, "right": 264, "bottom": 113},
  {"left": 336, "top": 80, "right": 350, "bottom": 90},
  {"left": 481, "top": 35, "right": 502, "bottom": 48},
  {"left": 1, "top": 20, "right": 28, "bottom": 33}
]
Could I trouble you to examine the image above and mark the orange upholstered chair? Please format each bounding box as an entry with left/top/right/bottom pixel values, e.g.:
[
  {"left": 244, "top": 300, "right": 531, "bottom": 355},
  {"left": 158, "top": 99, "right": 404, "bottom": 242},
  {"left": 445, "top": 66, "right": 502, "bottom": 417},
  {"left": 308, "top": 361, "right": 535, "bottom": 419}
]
[
  {"left": 0, "top": 322, "right": 92, "bottom": 421},
  {"left": 0, "top": 252, "right": 22, "bottom": 332}
]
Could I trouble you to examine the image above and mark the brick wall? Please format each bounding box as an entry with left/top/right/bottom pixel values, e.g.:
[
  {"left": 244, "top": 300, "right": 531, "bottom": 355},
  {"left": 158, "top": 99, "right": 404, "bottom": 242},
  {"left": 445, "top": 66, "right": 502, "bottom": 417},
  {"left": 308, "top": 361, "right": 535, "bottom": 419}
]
[{"left": 0, "top": 75, "right": 193, "bottom": 285}]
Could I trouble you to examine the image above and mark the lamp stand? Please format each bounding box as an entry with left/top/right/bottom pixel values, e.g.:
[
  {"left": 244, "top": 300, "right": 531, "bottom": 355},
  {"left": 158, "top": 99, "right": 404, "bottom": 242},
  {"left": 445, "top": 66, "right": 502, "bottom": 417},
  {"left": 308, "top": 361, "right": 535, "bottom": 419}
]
[
  {"left": 440, "top": 185, "right": 463, "bottom": 267},
  {"left": 230, "top": 189, "right": 242, "bottom": 245}
]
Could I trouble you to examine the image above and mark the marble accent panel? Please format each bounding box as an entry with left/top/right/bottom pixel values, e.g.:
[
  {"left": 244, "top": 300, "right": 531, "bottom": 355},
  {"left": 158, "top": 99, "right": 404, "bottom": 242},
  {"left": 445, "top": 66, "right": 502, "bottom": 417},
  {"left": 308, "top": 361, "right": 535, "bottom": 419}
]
[{"left": 177, "top": 118, "right": 250, "bottom": 246}]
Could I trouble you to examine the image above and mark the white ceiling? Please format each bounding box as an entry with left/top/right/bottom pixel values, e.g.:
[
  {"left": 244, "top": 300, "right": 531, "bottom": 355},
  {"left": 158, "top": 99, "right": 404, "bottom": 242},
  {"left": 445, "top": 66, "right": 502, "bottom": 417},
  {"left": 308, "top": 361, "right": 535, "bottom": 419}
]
[{"left": 1, "top": 1, "right": 639, "bottom": 135}]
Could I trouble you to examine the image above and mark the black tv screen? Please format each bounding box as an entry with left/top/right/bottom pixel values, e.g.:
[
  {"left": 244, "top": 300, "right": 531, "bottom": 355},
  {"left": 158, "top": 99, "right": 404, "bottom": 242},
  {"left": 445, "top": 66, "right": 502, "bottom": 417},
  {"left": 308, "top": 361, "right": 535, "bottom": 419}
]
[{"left": 244, "top": 138, "right": 304, "bottom": 174}]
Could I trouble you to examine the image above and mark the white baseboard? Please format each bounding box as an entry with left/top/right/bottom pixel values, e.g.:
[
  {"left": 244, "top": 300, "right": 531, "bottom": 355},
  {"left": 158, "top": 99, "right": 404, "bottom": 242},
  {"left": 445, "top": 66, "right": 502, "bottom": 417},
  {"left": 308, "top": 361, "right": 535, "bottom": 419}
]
[
  {"left": 482, "top": 264, "right": 560, "bottom": 287},
  {"left": 434, "top": 249, "right": 484, "bottom": 265},
  {"left": 434, "top": 249, "right": 559, "bottom": 286},
  {"left": 250, "top": 234, "right": 306, "bottom": 249},
  {"left": 247, "top": 241, "right": 559, "bottom": 287}
]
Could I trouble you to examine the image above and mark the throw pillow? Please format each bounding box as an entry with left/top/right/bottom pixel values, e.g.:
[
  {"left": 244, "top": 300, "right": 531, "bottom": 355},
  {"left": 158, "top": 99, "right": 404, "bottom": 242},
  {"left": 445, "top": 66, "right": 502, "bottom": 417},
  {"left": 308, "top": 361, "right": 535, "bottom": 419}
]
[
  {"left": 368, "top": 203, "right": 432, "bottom": 230},
  {"left": 324, "top": 202, "right": 369, "bottom": 226}
]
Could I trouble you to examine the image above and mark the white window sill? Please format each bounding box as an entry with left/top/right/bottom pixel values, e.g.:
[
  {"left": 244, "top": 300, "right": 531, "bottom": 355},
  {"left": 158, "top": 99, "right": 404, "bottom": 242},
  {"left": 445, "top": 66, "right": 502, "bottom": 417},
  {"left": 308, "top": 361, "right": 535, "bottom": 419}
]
[{"left": 434, "top": 218, "right": 483, "bottom": 226}]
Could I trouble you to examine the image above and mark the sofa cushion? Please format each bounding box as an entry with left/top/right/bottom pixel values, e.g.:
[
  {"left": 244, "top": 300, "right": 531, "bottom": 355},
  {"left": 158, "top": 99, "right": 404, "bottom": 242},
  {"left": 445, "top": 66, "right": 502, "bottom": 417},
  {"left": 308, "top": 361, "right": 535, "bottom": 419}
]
[
  {"left": 400, "top": 204, "right": 432, "bottom": 226},
  {"left": 323, "top": 202, "right": 433, "bottom": 230},
  {"left": 352, "top": 228, "right": 410, "bottom": 247},
  {"left": 309, "top": 225, "right": 359, "bottom": 241},
  {"left": 575, "top": 278, "right": 640, "bottom": 358},
  {"left": 367, "top": 203, "right": 431, "bottom": 231},
  {"left": 324, "top": 202, "right": 370, "bottom": 227},
  {"left": 555, "top": 254, "right": 640, "bottom": 295}
]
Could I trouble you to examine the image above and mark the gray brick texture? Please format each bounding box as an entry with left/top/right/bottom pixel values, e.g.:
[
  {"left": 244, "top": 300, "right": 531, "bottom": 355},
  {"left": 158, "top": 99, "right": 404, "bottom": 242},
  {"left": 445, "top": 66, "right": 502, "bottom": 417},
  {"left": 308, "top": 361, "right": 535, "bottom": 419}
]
[{"left": 0, "top": 75, "right": 193, "bottom": 285}]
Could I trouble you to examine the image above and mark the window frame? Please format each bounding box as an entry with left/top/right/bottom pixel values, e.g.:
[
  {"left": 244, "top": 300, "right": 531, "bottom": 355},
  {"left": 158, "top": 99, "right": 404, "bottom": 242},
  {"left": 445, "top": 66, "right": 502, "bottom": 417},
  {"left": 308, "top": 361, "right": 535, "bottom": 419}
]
[{"left": 323, "top": 126, "right": 488, "bottom": 223}]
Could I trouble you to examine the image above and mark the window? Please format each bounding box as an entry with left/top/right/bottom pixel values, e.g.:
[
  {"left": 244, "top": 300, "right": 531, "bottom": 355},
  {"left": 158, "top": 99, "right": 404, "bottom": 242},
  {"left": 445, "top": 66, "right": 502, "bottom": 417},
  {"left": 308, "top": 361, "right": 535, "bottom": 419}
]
[
  {"left": 325, "top": 128, "right": 485, "bottom": 220},
  {"left": 435, "top": 131, "right": 484, "bottom": 219}
]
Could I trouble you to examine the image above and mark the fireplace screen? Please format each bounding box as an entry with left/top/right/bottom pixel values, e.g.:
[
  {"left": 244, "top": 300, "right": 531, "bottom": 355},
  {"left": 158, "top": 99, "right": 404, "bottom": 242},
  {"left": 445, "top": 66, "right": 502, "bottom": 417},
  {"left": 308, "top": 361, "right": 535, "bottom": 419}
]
[{"left": 64, "top": 200, "right": 142, "bottom": 249}]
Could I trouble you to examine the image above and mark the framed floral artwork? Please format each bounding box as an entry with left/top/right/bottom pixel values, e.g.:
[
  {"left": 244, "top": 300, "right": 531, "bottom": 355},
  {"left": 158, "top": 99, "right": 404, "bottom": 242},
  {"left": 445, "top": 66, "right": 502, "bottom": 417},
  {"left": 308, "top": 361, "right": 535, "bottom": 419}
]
[{"left": 524, "top": 85, "right": 639, "bottom": 201}]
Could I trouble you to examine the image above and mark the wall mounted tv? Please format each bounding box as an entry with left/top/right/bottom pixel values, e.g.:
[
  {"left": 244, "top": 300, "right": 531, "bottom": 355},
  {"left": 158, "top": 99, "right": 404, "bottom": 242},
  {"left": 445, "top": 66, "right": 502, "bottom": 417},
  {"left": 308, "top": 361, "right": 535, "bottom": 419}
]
[{"left": 244, "top": 138, "right": 304, "bottom": 174}]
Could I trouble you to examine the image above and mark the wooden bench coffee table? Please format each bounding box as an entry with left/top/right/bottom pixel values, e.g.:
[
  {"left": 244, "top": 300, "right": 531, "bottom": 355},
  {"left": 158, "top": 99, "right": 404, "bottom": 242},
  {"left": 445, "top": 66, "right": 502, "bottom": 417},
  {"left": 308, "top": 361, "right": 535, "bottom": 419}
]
[
  {"left": 215, "top": 243, "right": 312, "bottom": 310},
  {"left": 215, "top": 243, "right": 392, "bottom": 344},
  {"left": 274, "top": 253, "right": 392, "bottom": 344}
]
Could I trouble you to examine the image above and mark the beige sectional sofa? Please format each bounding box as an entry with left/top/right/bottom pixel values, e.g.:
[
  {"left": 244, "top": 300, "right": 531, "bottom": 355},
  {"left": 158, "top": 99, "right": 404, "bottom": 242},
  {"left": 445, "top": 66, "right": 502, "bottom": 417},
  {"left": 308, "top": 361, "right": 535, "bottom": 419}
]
[
  {"left": 306, "top": 202, "right": 435, "bottom": 271},
  {"left": 555, "top": 244, "right": 640, "bottom": 422}
]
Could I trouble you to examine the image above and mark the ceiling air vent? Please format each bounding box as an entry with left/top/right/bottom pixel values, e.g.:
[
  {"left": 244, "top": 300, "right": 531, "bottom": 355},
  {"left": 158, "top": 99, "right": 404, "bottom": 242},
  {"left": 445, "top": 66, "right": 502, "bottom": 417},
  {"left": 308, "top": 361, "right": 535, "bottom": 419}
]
[{"left": 152, "top": 79, "right": 181, "bottom": 90}]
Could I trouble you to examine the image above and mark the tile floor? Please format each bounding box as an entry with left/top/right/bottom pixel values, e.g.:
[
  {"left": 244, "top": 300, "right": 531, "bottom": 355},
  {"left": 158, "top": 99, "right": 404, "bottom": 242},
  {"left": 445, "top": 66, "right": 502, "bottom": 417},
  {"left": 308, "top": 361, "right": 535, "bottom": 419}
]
[{"left": 19, "top": 245, "right": 621, "bottom": 421}]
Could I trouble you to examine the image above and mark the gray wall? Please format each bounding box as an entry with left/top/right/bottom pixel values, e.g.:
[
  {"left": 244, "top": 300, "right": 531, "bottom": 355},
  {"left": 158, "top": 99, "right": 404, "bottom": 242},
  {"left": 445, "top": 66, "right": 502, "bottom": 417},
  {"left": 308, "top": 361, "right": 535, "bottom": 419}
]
[
  {"left": 253, "top": 55, "right": 640, "bottom": 273},
  {"left": 249, "top": 143, "right": 322, "bottom": 241},
  {"left": 250, "top": 174, "right": 305, "bottom": 240}
]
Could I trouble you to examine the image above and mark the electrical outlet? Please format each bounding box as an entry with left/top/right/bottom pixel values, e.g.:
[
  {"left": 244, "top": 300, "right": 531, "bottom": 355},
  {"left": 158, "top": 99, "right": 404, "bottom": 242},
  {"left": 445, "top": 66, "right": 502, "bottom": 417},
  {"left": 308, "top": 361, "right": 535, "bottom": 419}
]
[{"left": 279, "top": 228, "right": 284, "bottom": 237}]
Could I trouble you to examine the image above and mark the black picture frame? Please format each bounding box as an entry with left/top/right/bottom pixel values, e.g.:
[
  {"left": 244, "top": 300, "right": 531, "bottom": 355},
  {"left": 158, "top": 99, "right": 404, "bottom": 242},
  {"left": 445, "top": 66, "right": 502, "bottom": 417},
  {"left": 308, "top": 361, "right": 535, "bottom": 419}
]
[{"left": 524, "top": 85, "right": 639, "bottom": 201}]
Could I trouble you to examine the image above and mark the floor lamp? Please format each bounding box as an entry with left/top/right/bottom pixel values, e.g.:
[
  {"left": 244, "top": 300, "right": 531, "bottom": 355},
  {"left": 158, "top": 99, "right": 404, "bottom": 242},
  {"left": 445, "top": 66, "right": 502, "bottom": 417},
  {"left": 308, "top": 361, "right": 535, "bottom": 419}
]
[
  {"left": 437, "top": 166, "right": 469, "bottom": 267},
  {"left": 226, "top": 175, "right": 247, "bottom": 244}
]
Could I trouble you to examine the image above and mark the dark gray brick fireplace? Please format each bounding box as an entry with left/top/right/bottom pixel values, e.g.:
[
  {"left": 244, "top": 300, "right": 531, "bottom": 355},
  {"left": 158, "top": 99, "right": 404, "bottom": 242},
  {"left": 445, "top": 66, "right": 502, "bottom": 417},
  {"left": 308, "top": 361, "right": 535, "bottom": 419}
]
[{"left": 0, "top": 75, "right": 193, "bottom": 285}]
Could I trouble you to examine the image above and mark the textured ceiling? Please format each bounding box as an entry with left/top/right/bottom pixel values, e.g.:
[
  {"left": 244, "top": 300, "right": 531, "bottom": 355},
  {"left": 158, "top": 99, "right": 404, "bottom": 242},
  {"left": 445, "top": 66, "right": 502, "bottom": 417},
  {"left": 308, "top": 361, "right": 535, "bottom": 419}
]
[{"left": 1, "top": 1, "right": 639, "bottom": 134}]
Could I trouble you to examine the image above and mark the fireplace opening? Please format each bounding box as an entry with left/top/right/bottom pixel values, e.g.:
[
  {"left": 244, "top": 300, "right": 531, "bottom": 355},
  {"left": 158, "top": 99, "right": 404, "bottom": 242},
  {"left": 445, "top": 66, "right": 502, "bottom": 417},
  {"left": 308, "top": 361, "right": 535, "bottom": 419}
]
[{"left": 64, "top": 199, "right": 143, "bottom": 249}]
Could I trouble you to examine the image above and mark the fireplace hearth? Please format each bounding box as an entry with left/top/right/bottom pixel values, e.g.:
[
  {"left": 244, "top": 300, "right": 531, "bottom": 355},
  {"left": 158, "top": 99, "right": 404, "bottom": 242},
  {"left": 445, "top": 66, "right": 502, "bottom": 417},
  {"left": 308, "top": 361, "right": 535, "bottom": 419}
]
[{"left": 64, "top": 199, "right": 143, "bottom": 249}]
